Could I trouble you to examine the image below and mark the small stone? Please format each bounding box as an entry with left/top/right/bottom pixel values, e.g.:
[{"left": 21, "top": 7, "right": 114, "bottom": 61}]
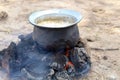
[
  {"left": 87, "top": 38, "right": 94, "bottom": 42},
  {"left": 50, "top": 61, "right": 65, "bottom": 71},
  {"left": 103, "top": 56, "right": 108, "bottom": 60},
  {"left": 55, "top": 71, "right": 71, "bottom": 80},
  {"left": 67, "top": 66, "right": 75, "bottom": 75},
  {"left": 47, "top": 69, "right": 54, "bottom": 76},
  {"left": 0, "top": 11, "right": 8, "bottom": 20},
  {"left": 92, "top": 8, "right": 105, "bottom": 14}
]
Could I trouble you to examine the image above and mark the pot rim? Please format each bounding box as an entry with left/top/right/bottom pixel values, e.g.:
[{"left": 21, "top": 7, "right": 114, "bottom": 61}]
[{"left": 28, "top": 9, "right": 82, "bottom": 28}]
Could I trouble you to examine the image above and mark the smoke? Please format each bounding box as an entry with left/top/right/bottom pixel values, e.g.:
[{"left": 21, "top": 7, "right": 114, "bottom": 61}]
[
  {"left": 0, "top": 69, "right": 9, "bottom": 80},
  {"left": 0, "top": 33, "right": 91, "bottom": 80}
]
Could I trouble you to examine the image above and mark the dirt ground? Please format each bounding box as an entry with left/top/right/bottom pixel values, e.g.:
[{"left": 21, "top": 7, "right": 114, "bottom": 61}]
[{"left": 0, "top": 0, "right": 120, "bottom": 80}]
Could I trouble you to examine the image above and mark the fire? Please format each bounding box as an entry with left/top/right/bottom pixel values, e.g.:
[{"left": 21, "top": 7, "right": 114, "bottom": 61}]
[
  {"left": 65, "top": 45, "right": 70, "bottom": 57},
  {"left": 64, "top": 61, "right": 74, "bottom": 70},
  {"left": 64, "top": 45, "right": 74, "bottom": 70}
]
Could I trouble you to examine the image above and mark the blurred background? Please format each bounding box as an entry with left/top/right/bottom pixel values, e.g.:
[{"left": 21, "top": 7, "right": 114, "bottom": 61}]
[{"left": 0, "top": 0, "right": 120, "bottom": 80}]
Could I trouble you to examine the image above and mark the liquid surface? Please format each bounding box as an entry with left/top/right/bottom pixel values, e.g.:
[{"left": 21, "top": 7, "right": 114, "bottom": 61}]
[{"left": 35, "top": 14, "right": 77, "bottom": 28}]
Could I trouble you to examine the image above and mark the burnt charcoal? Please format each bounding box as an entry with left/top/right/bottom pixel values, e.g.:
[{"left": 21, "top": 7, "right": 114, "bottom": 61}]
[
  {"left": 0, "top": 42, "right": 22, "bottom": 76},
  {"left": 67, "top": 66, "right": 75, "bottom": 73},
  {"left": 69, "top": 47, "right": 91, "bottom": 77},
  {"left": 47, "top": 69, "right": 55, "bottom": 76},
  {"left": 44, "top": 69, "right": 54, "bottom": 80},
  {"left": 50, "top": 54, "right": 68, "bottom": 71},
  {"left": 0, "top": 33, "right": 91, "bottom": 80},
  {"left": 44, "top": 76, "right": 52, "bottom": 80},
  {"left": 8, "top": 42, "right": 22, "bottom": 74},
  {"left": 49, "top": 62, "right": 62, "bottom": 71},
  {"left": 75, "top": 40, "right": 85, "bottom": 48},
  {"left": 0, "top": 50, "right": 6, "bottom": 67},
  {"left": 70, "top": 48, "right": 84, "bottom": 65},
  {"left": 8, "top": 42, "right": 18, "bottom": 60},
  {"left": 74, "top": 47, "right": 91, "bottom": 63},
  {"left": 0, "top": 42, "right": 17, "bottom": 60},
  {"left": 78, "top": 48, "right": 91, "bottom": 63},
  {"left": 55, "top": 71, "right": 72, "bottom": 80},
  {"left": 67, "top": 66, "right": 76, "bottom": 77}
]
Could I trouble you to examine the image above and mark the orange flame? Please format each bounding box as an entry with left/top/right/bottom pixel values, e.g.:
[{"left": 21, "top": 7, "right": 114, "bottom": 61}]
[
  {"left": 64, "top": 61, "right": 74, "bottom": 70},
  {"left": 64, "top": 45, "right": 74, "bottom": 70}
]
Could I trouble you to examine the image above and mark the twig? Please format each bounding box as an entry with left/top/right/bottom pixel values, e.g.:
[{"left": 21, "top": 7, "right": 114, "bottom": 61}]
[{"left": 91, "top": 48, "right": 119, "bottom": 51}]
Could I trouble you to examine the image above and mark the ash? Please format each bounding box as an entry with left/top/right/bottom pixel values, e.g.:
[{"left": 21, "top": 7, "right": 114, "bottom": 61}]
[{"left": 0, "top": 33, "right": 91, "bottom": 80}]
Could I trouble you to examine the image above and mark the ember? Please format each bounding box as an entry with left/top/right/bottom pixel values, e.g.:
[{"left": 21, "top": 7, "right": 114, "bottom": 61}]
[
  {"left": 0, "top": 9, "right": 91, "bottom": 80},
  {"left": 64, "top": 46, "right": 74, "bottom": 70},
  {"left": 64, "top": 61, "right": 74, "bottom": 70},
  {"left": 0, "top": 34, "right": 91, "bottom": 80}
]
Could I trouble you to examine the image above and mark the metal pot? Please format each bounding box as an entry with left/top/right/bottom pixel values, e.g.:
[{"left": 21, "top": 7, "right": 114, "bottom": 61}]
[{"left": 29, "top": 9, "right": 82, "bottom": 51}]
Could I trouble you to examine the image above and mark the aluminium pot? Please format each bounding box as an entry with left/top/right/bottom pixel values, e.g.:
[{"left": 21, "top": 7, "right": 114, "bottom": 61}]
[{"left": 29, "top": 9, "right": 82, "bottom": 51}]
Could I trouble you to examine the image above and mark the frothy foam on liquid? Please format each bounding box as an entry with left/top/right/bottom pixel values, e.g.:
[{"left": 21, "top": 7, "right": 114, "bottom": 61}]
[{"left": 35, "top": 14, "right": 76, "bottom": 28}]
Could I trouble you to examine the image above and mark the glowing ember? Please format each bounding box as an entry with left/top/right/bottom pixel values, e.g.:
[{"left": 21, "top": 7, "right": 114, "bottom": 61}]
[
  {"left": 64, "top": 61, "right": 74, "bottom": 70},
  {"left": 0, "top": 34, "right": 91, "bottom": 80},
  {"left": 64, "top": 45, "right": 74, "bottom": 70}
]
